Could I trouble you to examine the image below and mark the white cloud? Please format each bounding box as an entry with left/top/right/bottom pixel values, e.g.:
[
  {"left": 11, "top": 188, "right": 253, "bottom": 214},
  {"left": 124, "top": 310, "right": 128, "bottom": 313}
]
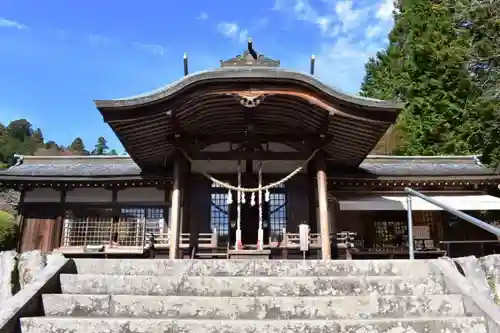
[
  {"left": 274, "top": 0, "right": 395, "bottom": 94},
  {"left": 217, "top": 22, "right": 249, "bottom": 43},
  {"left": 132, "top": 42, "right": 166, "bottom": 56},
  {"left": 87, "top": 34, "right": 113, "bottom": 45},
  {"left": 334, "top": 0, "right": 368, "bottom": 33},
  {"left": 0, "top": 18, "right": 28, "bottom": 30},
  {"left": 376, "top": 0, "right": 395, "bottom": 21},
  {"left": 86, "top": 32, "right": 165, "bottom": 56},
  {"left": 198, "top": 12, "right": 208, "bottom": 20},
  {"left": 365, "top": 25, "right": 381, "bottom": 38}
]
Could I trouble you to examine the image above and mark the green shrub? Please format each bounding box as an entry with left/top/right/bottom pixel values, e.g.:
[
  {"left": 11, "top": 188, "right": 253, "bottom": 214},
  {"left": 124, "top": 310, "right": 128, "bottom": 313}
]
[{"left": 0, "top": 210, "right": 19, "bottom": 251}]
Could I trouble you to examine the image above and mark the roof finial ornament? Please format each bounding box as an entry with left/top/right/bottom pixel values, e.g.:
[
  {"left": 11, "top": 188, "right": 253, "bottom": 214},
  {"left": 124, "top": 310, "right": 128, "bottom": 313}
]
[
  {"left": 220, "top": 38, "right": 280, "bottom": 68},
  {"left": 247, "top": 38, "right": 258, "bottom": 60},
  {"left": 12, "top": 154, "right": 24, "bottom": 167}
]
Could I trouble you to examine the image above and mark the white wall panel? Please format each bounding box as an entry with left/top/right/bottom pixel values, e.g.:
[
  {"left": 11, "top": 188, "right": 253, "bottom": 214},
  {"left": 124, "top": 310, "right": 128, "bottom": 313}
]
[
  {"left": 24, "top": 188, "right": 61, "bottom": 202},
  {"left": 117, "top": 187, "right": 165, "bottom": 203},
  {"left": 65, "top": 188, "right": 112, "bottom": 203}
]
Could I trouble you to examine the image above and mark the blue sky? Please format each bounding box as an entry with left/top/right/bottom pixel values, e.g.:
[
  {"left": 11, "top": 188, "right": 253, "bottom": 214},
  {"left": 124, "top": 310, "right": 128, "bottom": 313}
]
[{"left": 0, "top": 0, "right": 394, "bottom": 153}]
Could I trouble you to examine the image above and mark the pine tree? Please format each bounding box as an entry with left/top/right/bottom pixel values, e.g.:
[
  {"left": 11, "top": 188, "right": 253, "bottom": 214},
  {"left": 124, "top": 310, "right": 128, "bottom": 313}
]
[
  {"left": 92, "top": 137, "right": 109, "bottom": 155},
  {"left": 452, "top": 0, "right": 500, "bottom": 165},
  {"left": 68, "top": 137, "right": 87, "bottom": 154},
  {"left": 31, "top": 128, "right": 44, "bottom": 145},
  {"left": 360, "top": 0, "right": 485, "bottom": 157}
]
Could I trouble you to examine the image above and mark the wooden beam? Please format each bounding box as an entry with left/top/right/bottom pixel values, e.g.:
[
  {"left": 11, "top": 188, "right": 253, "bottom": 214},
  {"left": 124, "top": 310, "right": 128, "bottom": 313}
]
[{"left": 187, "top": 150, "right": 312, "bottom": 160}]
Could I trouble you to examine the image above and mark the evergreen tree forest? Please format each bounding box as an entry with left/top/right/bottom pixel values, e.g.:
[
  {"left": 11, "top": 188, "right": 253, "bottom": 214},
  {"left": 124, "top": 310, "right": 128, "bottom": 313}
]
[
  {"left": 362, "top": 0, "right": 500, "bottom": 166},
  {"left": 0, "top": 119, "right": 118, "bottom": 169}
]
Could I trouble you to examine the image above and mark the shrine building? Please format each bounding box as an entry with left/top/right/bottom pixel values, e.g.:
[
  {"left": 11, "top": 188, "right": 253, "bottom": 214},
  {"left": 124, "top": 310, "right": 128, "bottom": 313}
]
[{"left": 2, "top": 40, "right": 500, "bottom": 260}]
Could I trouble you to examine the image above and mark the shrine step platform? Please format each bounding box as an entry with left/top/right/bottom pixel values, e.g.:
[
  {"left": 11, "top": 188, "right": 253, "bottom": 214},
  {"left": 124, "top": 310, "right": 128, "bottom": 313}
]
[
  {"left": 227, "top": 249, "right": 271, "bottom": 259},
  {"left": 20, "top": 259, "right": 488, "bottom": 333}
]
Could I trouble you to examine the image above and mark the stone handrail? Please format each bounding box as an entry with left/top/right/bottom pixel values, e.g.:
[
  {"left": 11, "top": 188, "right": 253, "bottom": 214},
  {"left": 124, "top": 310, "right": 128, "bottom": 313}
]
[
  {"left": 432, "top": 257, "right": 500, "bottom": 333},
  {"left": 0, "top": 256, "right": 75, "bottom": 333}
]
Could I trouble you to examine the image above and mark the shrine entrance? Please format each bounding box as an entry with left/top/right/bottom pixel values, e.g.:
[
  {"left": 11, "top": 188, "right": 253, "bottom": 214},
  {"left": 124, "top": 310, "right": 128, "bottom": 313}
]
[{"left": 228, "top": 172, "right": 270, "bottom": 247}]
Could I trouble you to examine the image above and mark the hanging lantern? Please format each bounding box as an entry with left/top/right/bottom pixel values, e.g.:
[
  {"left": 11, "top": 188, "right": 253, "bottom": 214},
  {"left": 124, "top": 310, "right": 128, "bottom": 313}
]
[
  {"left": 227, "top": 190, "right": 233, "bottom": 205},
  {"left": 250, "top": 192, "right": 255, "bottom": 206},
  {"left": 241, "top": 191, "right": 246, "bottom": 204},
  {"left": 265, "top": 189, "right": 270, "bottom": 202}
]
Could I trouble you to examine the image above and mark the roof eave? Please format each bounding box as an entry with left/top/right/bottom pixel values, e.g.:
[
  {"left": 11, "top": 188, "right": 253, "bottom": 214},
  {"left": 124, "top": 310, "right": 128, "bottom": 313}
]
[{"left": 93, "top": 68, "right": 405, "bottom": 112}]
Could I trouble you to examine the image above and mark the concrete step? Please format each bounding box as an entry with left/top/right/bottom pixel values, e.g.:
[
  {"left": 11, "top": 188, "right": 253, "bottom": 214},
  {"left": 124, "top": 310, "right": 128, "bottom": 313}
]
[
  {"left": 20, "top": 316, "right": 487, "bottom": 333},
  {"left": 60, "top": 274, "right": 447, "bottom": 297},
  {"left": 73, "top": 258, "right": 438, "bottom": 277},
  {"left": 42, "top": 294, "right": 466, "bottom": 319}
]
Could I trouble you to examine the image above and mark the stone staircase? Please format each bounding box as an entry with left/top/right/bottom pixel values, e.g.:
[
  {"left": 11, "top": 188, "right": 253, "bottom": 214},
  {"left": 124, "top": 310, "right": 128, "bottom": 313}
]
[{"left": 20, "top": 259, "right": 487, "bottom": 333}]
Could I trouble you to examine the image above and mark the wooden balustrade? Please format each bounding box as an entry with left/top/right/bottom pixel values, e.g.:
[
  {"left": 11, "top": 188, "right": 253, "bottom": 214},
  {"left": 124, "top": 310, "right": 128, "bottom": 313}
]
[
  {"left": 280, "top": 228, "right": 322, "bottom": 249},
  {"left": 151, "top": 231, "right": 218, "bottom": 249},
  {"left": 57, "top": 218, "right": 219, "bottom": 255}
]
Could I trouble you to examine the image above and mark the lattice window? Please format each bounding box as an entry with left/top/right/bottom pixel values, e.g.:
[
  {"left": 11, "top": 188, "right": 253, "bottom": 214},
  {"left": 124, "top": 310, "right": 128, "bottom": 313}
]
[
  {"left": 62, "top": 208, "right": 114, "bottom": 247},
  {"left": 374, "top": 221, "right": 407, "bottom": 245},
  {"left": 211, "top": 192, "right": 229, "bottom": 236},
  {"left": 120, "top": 207, "right": 165, "bottom": 235},
  {"left": 62, "top": 216, "right": 114, "bottom": 247},
  {"left": 269, "top": 192, "right": 287, "bottom": 240}
]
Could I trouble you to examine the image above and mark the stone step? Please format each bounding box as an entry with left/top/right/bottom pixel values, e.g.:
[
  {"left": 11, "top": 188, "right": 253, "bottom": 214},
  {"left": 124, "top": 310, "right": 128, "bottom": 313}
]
[
  {"left": 74, "top": 258, "right": 193, "bottom": 276},
  {"left": 73, "top": 258, "right": 438, "bottom": 277},
  {"left": 60, "top": 274, "right": 447, "bottom": 297},
  {"left": 42, "top": 294, "right": 466, "bottom": 319},
  {"left": 20, "top": 316, "right": 487, "bottom": 333}
]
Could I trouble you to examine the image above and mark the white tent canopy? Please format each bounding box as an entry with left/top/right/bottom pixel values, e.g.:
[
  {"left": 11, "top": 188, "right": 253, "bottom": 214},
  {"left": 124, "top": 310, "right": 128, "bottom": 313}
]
[{"left": 338, "top": 195, "right": 500, "bottom": 211}]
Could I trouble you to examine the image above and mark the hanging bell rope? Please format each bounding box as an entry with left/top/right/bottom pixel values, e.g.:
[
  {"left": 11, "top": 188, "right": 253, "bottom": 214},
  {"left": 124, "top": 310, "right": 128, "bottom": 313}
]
[
  {"left": 179, "top": 148, "right": 320, "bottom": 192},
  {"left": 258, "top": 161, "right": 263, "bottom": 230},
  {"left": 236, "top": 161, "right": 242, "bottom": 234},
  {"left": 258, "top": 161, "right": 264, "bottom": 249}
]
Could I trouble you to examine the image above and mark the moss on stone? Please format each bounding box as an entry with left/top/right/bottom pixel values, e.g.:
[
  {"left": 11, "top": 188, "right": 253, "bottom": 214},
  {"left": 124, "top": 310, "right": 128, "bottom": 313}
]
[{"left": 0, "top": 210, "right": 19, "bottom": 250}]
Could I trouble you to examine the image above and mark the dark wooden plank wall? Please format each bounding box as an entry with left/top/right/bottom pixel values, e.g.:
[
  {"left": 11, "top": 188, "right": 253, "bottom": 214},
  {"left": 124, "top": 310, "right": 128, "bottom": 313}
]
[
  {"left": 188, "top": 176, "right": 212, "bottom": 234},
  {"left": 286, "top": 175, "right": 310, "bottom": 232},
  {"left": 20, "top": 217, "right": 62, "bottom": 253}
]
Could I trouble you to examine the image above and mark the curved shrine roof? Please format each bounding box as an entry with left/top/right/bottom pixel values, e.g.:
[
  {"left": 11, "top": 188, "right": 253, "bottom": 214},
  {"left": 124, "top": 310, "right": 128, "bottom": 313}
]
[
  {"left": 94, "top": 42, "right": 403, "bottom": 170},
  {"left": 95, "top": 67, "right": 403, "bottom": 110}
]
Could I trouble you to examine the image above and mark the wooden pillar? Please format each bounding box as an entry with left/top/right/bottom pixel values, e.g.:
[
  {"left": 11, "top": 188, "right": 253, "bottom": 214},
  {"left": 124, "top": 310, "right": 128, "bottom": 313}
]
[
  {"left": 316, "top": 156, "right": 331, "bottom": 260},
  {"left": 169, "top": 158, "right": 182, "bottom": 259},
  {"left": 307, "top": 162, "right": 317, "bottom": 233}
]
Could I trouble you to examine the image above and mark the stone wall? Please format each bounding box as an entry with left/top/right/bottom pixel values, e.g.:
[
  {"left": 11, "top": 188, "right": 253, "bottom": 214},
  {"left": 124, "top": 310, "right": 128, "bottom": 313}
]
[
  {"left": 0, "top": 189, "right": 20, "bottom": 215},
  {"left": 0, "top": 250, "right": 64, "bottom": 306}
]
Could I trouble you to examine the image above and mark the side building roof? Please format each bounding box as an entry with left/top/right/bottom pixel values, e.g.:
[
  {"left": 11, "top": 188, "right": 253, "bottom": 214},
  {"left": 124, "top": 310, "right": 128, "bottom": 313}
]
[{"left": 0, "top": 155, "right": 498, "bottom": 184}]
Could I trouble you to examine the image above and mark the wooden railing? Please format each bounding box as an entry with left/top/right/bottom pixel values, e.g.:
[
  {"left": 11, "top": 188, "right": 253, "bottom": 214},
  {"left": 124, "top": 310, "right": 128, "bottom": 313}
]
[
  {"left": 59, "top": 218, "right": 335, "bottom": 255},
  {"left": 150, "top": 230, "right": 218, "bottom": 249},
  {"left": 279, "top": 228, "right": 322, "bottom": 249},
  {"left": 57, "top": 217, "right": 218, "bottom": 254},
  {"left": 59, "top": 217, "right": 146, "bottom": 254}
]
